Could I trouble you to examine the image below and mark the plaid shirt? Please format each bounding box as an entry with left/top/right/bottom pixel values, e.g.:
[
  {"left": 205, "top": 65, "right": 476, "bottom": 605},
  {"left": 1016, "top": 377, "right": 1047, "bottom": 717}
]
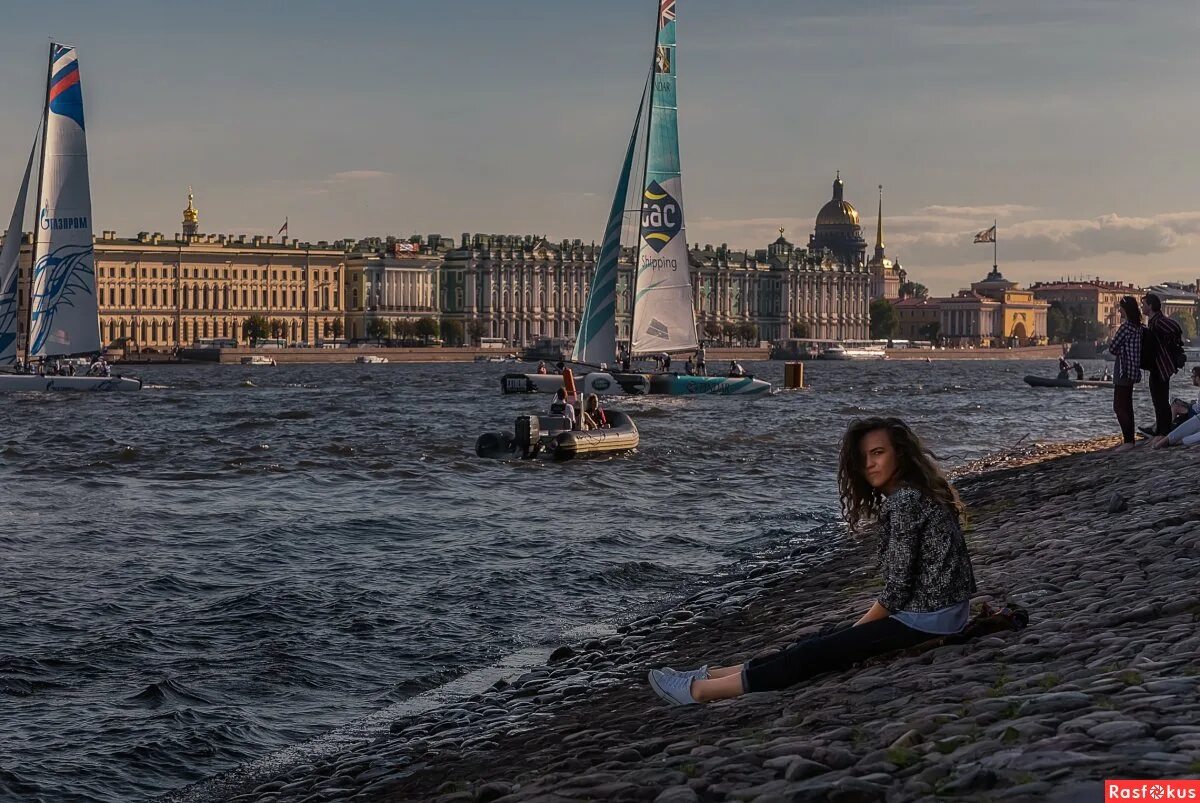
[
  {"left": 1147, "top": 313, "right": 1184, "bottom": 381},
  {"left": 1108, "top": 321, "right": 1143, "bottom": 383}
]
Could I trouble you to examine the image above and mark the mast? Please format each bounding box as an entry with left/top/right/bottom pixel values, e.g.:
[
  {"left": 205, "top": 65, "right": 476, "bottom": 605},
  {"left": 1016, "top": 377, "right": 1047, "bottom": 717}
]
[
  {"left": 24, "top": 42, "right": 53, "bottom": 365},
  {"left": 627, "top": 0, "right": 663, "bottom": 360}
]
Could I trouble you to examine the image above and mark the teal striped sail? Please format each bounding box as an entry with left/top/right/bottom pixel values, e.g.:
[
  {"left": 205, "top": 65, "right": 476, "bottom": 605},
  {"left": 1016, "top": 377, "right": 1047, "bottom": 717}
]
[
  {"left": 572, "top": 97, "right": 645, "bottom": 366},
  {"left": 0, "top": 136, "right": 37, "bottom": 365},
  {"left": 631, "top": 0, "right": 698, "bottom": 356}
]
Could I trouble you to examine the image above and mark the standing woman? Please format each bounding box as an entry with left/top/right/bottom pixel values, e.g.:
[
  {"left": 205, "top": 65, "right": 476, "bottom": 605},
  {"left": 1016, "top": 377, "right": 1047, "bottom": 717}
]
[
  {"left": 1108, "top": 296, "right": 1144, "bottom": 453},
  {"left": 647, "top": 417, "right": 977, "bottom": 706}
]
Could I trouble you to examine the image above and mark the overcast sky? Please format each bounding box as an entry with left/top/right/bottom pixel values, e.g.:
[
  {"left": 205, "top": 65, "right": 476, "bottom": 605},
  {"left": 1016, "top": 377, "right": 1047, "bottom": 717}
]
[{"left": 1, "top": 0, "right": 1197, "bottom": 295}]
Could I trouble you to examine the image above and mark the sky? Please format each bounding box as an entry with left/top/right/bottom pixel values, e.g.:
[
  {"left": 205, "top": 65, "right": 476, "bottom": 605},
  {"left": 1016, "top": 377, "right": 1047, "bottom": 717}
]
[{"left": 1, "top": 0, "right": 1197, "bottom": 295}]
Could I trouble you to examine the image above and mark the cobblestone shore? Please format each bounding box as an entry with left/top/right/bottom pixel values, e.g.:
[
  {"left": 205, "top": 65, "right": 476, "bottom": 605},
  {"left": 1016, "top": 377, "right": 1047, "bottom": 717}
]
[{"left": 201, "top": 438, "right": 1200, "bottom": 802}]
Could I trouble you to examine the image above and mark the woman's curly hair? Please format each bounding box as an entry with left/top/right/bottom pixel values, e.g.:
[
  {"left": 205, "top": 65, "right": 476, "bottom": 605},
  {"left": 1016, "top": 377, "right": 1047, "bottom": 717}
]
[{"left": 837, "top": 417, "right": 964, "bottom": 533}]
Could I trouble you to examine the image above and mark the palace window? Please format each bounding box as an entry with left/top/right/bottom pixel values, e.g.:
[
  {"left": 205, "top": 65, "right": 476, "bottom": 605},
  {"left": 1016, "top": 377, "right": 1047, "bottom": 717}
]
[
  {"left": 272, "top": 291, "right": 278, "bottom": 306},
  {"left": 151, "top": 289, "right": 158, "bottom": 306}
]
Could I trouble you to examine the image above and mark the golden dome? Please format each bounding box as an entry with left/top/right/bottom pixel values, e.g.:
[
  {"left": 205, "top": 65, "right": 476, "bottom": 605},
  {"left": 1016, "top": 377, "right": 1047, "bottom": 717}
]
[
  {"left": 183, "top": 187, "right": 198, "bottom": 224},
  {"left": 816, "top": 199, "right": 859, "bottom": 227},
  {"left": 814, "top": 173, "right": 860, "bottom": 228}
]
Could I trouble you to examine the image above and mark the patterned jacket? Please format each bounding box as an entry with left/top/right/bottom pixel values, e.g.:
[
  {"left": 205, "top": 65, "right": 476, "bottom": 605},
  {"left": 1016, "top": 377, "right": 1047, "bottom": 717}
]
[
  {"left": 1108, "top": 321, "right": 1143, "bottom": 383},
  {"left": 877, "top": 486, "right": 977, "bottom": 613}
]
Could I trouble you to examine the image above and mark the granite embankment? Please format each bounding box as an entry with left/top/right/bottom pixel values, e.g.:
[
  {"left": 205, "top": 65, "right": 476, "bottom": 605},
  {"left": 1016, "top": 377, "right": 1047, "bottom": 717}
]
[{"left": 213, "top": 439, "right": 1200, "bottom": 802}]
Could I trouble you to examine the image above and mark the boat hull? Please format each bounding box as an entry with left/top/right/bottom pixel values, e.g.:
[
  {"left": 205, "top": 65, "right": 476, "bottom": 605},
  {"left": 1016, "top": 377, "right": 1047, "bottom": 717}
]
[
  {"left": 1023, "top": 375, "right": 1112, "bottom": 389},
  {"left": 476, "top": 411, "right": 639, "bottom": 461},
  {"left": 501, "top": 371, "right": 770, "bottom": 396},
  {"left": 0, "top": 374, "right": 142, "bottom": 392}
]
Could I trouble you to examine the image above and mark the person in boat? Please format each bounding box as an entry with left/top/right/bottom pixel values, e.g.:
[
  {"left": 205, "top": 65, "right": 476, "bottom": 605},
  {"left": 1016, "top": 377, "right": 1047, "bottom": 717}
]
[
  {"left": 696, "top": 343, "right": 707, "bottom": 377},
  {"left": 728, "top": 360, "right": 745, "bottom": 377},
  {"left": 684, "top": 357, "right": 695, "bottom": 376},
  {"left": 581, "top": 394, "right": 608, "bottom": 430},
  {"left": 647, "top": 417, "right": 977, "bottom": 706},
  {"left": 536, "top": 360, "right": 548, "bottom": 375},
  {"left": 550, "top": 387, "right": 576, "bottom": 429},
  {"left": 1057, "top": 355, "right": 1071, "bottom": 380},
  {"left": 621, "top": 352, "right": 631, "bottom": 372},
  {"left": 1072, "top": 362, "right": 1084, "bottom": 380},
  {"left": 662, "top": 353, "right": 672, "bottom": 372}
]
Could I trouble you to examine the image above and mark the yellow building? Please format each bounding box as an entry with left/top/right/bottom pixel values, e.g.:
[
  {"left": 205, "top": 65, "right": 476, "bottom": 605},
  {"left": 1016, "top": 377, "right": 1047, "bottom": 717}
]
[
  {"left": 12, "top": 192, "right": 345, "bottom": 350},
  {"left": 940, "top": 268, "right": 1048, "bottom": 346}
]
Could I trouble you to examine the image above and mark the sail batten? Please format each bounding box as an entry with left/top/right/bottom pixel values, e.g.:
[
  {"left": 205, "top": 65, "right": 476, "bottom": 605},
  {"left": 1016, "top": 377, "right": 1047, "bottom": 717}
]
[
  {"left": 28, "top": 43, "right": 101, "bottom": 359},
  {"left": 0, "top": 135, "right": 38, "bottom": 366},
  {"left": 630, "top": 0, "right": 698, "bottom": 356}
]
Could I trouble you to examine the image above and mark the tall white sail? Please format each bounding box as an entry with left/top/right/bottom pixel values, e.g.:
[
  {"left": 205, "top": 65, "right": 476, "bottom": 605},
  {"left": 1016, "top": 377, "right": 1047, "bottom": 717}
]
[
  {"left": 630, "top": 0, "right": 698, "bottom": 356},
  {"left": 0, "top": 136, "right": 38, "bottom": 365},
  {"left": 29, "top": 43, "right": 101, "bottom": 359}
]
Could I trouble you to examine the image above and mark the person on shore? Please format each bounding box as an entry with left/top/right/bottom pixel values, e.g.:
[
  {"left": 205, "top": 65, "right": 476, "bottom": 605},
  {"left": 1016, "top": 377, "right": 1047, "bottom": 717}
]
[
  {"left": 647, "top": 417, "right": 977, "bottom": 706},
  {"left": 696, "top": 343, "right": 707, "bottom": 377},
  {"left": 1154, "top": 366, "right": 1200, "bottom": 449},
  {"left": 1141, "top": 293, "right": 1185, "bottom": 442},
  {"left": 1108, "top": 296, "right": 1144, "bottom": 452},
  {"left": 728, "top": 360, "right": 745, "bottom": 377},
  {"left": 550, "top": 387, "right": 576, "bottom": 430},
  {"left": 581, "top": 394, "right": 607, "bottom": 430},
  {"left": 536, "top": 360, "right": 548, "bottom": 375}
]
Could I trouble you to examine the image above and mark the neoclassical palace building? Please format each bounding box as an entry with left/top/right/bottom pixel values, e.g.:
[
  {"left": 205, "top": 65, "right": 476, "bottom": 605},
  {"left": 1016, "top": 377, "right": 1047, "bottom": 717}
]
[
  {"left": 10, "top": 193, "right": 344, "bottom": 350},
  {"left": 423, "top": 175, "right": 884, "bottom": 346}
]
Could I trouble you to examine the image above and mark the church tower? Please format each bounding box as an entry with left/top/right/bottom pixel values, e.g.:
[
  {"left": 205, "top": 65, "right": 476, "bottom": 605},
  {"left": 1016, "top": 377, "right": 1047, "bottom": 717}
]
[
  {"left": 182, "top": 187, "right": 199, "bottom": 241},
  {"left": 867, "top": 184, "right": 904, "bottom": 300}
]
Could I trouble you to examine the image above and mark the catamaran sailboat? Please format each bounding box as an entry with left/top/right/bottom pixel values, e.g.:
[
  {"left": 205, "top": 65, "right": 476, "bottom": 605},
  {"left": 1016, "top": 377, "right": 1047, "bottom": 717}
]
[
  {"left": 501, "top": 0, "right": 769, "bottom": 398},
  {"left": 0, "top": 44, "right": 140, "bottom": 392}
]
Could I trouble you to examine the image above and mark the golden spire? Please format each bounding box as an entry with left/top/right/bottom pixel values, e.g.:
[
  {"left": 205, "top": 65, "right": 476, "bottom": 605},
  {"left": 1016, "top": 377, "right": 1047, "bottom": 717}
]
[
  {"left": 875, "top": 184, "right": 884, "bottom": 250},
  {"left": 779, "top": 226, "right": 785, "bottom": 238}
]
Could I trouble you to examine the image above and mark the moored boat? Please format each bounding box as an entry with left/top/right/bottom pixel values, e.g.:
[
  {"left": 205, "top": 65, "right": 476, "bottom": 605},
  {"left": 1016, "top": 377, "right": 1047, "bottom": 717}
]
[
  {"left": 355, "top": 355, "right": 388, "bottom": 364},
  {"left": 1023, "top": 374, "right": 1113, "bottom": 389},
  {"left": 821, "top": 343, "right": 888, "bottom": 361},
  {"left": 240, "top": 355, "right": 276, "bottom": 366},
  {"left": 475, "top": 411, "right": 639, "bottom": 461}
]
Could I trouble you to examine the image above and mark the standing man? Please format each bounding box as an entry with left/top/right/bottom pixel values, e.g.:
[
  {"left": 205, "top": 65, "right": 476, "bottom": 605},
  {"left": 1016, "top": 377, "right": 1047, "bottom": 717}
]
[
  {"left": 1142, "top": 293, "right": 1184, "bottom": 442},
  {"left": 696, "top": 341, "right": 707, "bottom": 376}
]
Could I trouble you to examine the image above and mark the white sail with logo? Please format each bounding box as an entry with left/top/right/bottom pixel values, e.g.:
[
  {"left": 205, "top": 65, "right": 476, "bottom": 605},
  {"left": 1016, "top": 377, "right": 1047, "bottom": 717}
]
[
  {"left": 28, "top": 43, "right": 101, "bottom": 359},
  {"left": 0, "top": 136, "right": 38, "bottom": 365},
  {"left": 629, "top": 0, "right": 698, "bottom": 356}
]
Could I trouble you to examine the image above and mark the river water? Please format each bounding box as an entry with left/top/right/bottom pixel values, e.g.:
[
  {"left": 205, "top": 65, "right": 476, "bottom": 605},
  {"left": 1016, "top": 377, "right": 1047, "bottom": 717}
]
[{"left": 0, "top": 358, "right": 1127, "bottom": 801}]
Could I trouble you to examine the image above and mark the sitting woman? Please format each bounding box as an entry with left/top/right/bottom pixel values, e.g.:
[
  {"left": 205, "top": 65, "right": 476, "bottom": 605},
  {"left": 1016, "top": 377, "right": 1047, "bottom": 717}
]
[
  {"left": 580, "top": 394, "right": 608, "bottom": 430},
  {"left": 648, "top": 417, "right": 977, "bottom": 705},
  {"left": 1154, "top": 365, "right": 1200, "bottom": 448}
]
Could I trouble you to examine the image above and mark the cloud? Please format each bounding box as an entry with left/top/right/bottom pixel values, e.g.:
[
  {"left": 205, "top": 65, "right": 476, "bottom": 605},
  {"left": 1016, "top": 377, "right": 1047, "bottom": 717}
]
[
  {"left": 916, "top": 204, "right": 1037, "bottom": 218},
  {"left": 328, "top": 170, "right": 392, "bottom": 182}
]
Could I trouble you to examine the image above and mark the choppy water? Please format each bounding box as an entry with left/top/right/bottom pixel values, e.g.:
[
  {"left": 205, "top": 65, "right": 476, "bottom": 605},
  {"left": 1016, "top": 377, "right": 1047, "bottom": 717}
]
[{"left": 0, "top": 358, "right": 1126, "bottom": 801}]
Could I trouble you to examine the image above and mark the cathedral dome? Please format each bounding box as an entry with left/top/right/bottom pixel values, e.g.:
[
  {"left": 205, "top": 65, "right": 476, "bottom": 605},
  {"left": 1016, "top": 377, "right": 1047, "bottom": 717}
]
[{"left": 814, "top": 174, "right": 859, "bottom": 228}]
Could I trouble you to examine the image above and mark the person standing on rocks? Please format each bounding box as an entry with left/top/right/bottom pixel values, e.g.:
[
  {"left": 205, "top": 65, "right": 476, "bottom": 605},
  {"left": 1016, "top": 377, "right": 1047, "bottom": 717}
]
[
  {"left": 1108, "top": 296, "right": 1144, "bottom": 453},
  {"left": 647, "top": 417, "right": 978, "bottom": 706},
  {"left": 1140, "top": 293, "right": 1185, "bottom": 444}
]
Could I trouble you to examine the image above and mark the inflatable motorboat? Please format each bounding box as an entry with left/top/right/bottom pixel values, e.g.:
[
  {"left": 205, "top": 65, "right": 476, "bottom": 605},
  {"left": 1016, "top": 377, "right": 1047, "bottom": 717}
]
[
  {"left": 476, "top": 411, "right": 639, "bottom": 461},
  {"left": 1023, "top": 375, "right": 1113, "bottom": 389},
  {"left": 500, "top": 371, "right": 769, "bottom": 397}
]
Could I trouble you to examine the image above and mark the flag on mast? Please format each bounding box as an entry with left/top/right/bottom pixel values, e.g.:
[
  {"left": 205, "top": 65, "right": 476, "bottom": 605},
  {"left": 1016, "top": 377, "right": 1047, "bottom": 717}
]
[
  {"left": 277, "top": 217, "right": 288, "bottom": 237},
  {"left": 973, "top": 225, "right": 996, "bottom": 243}
]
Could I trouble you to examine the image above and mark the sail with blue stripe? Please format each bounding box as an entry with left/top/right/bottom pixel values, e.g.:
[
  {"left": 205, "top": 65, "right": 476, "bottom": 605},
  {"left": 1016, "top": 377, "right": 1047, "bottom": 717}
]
[
  {"left": 571, "top": 94, "right": 646, "bottom": 367},
  {"left": 29, "top": 43, "right": 101, "bottom": 359}
]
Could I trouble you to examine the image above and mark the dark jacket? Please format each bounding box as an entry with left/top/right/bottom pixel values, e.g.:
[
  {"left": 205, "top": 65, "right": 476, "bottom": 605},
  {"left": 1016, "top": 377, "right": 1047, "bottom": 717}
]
[{"left": 877, "top": 487, "right": 977, "bottom": 613}]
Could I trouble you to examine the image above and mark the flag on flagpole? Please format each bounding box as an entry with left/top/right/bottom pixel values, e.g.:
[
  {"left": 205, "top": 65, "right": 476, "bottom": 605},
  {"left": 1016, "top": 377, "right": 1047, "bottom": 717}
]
[
  {"left": 973, "top": 225, "right": 996, "bottom": 243},
  {"left": 277, "top": 217, "right": 289, "bottom": 237}
]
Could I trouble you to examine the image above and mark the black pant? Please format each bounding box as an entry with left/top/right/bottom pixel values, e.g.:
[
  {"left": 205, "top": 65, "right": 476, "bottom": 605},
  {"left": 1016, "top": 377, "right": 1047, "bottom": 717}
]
[
  {"left": 1149, "top": 371, "right": 1172, "bottom": 436},
  {"left": 1113, "top": 383, "right": 1135, "bottom": 443},
  {"left": 742, "top": 617, "right": 931, "bottom": 693}
]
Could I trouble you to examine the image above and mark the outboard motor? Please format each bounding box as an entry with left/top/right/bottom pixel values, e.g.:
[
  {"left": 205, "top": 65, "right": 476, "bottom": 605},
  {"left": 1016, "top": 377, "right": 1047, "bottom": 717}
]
[
  {"left": 514, "top": 415, "right": 541, "bottom": 459},
  {"left": 475, "top": 431, "right": 517, "bottom": 459}
]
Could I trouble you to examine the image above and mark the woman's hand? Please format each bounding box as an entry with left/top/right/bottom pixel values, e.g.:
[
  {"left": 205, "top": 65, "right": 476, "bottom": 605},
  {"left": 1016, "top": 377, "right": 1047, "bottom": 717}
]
[{"left": 854, "top": 600, "right": 891, "bottom": 627}]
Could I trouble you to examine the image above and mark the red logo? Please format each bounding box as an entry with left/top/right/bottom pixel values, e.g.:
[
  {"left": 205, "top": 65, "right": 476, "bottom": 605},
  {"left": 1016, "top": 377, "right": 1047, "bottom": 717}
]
[{"left": 1106, "top": 781, "right": 1200, "bottom": 801}]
